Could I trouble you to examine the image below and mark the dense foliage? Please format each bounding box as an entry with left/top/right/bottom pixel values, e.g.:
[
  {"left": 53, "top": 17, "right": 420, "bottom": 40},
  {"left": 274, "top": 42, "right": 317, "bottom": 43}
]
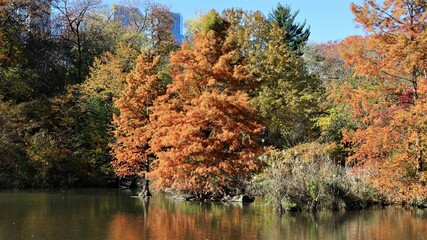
[
  {"left": 249, "top": 143, "right": 377, "bottom": 211},
  {"left": 1, "top": 0, "right": 426, "bottom": 208},
  {"left": 339, "top": 0, "right": 427, "bottom": 203},
  {"left": 0, "top": 0, "right": 176, "bottom": 187}
]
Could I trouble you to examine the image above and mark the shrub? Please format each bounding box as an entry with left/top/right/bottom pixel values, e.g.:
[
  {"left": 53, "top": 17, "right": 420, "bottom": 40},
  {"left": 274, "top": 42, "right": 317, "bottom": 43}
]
[{"left": 249, "top": 142, "right": 379, "bottom": 211}]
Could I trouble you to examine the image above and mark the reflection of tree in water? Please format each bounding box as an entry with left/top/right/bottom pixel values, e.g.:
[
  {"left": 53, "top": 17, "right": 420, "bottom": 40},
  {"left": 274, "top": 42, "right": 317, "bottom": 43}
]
[
  {"left": 0, "top": 189, "right": 150, "bottom": 240},
  {"left": 106, "top": 193, "right": 427, "bottom": 240},
  {"left": 107, "top": 193, "right": 263, "bottom": 240},
  {"left": 1, "top": 190, "right": 426, "bottom": 240},
  {"left": 260, "top": 207, "right": 427, "bottom": 240}
]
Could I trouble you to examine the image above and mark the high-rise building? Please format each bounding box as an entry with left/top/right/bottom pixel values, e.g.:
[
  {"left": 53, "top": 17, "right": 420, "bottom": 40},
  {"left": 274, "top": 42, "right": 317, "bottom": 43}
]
[
  {"left": 113, "top": 5, "right": 142, "bottom": 30},
  {"left": 113, "top": 5, "right": 183, "bottom": 45},
  {"left": 170, "top": 12, "right": 183, "bottom": 45}
]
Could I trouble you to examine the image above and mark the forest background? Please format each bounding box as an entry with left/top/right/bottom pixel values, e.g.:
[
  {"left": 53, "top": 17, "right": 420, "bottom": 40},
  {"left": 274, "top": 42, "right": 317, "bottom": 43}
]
[{"left": 0, "top": 0, "right": 426, "bottom": 210}]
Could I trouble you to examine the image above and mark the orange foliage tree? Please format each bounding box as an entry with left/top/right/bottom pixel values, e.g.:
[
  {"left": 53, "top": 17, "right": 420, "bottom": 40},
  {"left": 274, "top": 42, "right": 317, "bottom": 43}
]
[
  {"left": 147, "top": 11, "right": 263, "bottom": 198},
  {"left": 111, "top": 52, "right": 166, "bottom": 193},
  {"left": 340, "top": 0, "right": 427, "bottom": 202}
]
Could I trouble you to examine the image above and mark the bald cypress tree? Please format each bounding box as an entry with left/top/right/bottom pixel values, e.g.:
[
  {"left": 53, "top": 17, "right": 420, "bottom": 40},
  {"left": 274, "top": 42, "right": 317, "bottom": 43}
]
[{"left": 148, "top": 11, "right": 263, "bottom": 198}]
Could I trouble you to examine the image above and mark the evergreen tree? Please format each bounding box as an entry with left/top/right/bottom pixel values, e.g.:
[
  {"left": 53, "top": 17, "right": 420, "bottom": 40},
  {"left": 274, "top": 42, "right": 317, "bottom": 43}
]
[{"left": 269, "top": 3, "right": 310, "bottom": 54}]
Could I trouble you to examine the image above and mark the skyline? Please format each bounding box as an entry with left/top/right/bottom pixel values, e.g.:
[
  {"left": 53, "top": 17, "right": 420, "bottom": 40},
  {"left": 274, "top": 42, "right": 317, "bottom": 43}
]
[{"left": 104, "top": 0, "right": 366, "bottom": 43}]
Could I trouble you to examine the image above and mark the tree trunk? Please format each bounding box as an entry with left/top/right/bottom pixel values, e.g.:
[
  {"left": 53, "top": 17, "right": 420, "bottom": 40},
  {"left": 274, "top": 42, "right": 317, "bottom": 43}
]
[
  {"left": 416, "top": 130, "right": 424, "bottom": 172},
  {"left": 310, "top": 199, "right": 318, "bottom": 212},
  {"left": 138, "top": 177, "right": 152, "bottom": 197}
]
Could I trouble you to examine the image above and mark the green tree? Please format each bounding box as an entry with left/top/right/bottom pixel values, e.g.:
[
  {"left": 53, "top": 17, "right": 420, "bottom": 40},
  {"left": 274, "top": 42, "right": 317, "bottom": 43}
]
[
  {"left": 269, "top": 3, "right": 310, "bottom": 54},
  {"left": 0, "top": 0, "right": 68, "bottom": 101},
  {"left": 0, "top": 98, "right": 28, "bottom": 187},
  {"left": 49, "top": 45, "right": 139, "bottom": 187},
  {"left": 253, "top": 28, "right": 321, "bottom": 148},
  {"left": 303, "top": 42, "right": 358, "bottom": 164},
  {"left": 222, "top": 9, "right": 321, "bottom": 149}
]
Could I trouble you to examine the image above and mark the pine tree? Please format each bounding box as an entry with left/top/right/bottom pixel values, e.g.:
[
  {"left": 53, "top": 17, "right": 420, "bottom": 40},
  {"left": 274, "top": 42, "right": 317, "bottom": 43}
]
[{"left": 269, "top": 3, "right": 310, "bottom": 55}]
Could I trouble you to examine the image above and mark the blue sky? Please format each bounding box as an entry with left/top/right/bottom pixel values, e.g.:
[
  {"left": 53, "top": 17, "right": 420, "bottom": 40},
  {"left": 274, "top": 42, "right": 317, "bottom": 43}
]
[{"left": 104, "top": 0, "right": 366, "bottom": 43}]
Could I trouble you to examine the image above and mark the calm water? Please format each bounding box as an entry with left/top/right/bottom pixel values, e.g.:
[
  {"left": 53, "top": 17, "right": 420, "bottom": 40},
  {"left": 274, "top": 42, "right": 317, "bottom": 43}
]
[{"left": 0, "top": 189, "right": 426, "bottom": 240}]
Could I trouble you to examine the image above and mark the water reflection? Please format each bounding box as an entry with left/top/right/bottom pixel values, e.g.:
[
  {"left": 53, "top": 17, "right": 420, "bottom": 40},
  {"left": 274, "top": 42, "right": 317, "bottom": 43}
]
[{"left": 0, "top": 189, "right": 426, "bottom": 240}]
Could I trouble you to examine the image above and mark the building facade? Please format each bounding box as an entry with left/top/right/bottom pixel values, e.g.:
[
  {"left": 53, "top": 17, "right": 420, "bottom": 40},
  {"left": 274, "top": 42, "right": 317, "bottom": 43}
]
[
  {"left": 113, "top": 5, "right": 184, "bottom": 45},
  {"left": 170, "top": 12, "right": 183, "bottom": 45},
  {"left": 113, "top": 5, "right": 142, "bottom": 31}
]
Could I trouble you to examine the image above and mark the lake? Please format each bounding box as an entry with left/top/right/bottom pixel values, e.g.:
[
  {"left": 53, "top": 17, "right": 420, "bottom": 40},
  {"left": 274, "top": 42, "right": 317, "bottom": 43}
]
[{"left": 0, "top": 189, "right": 426, "bottom": 240}]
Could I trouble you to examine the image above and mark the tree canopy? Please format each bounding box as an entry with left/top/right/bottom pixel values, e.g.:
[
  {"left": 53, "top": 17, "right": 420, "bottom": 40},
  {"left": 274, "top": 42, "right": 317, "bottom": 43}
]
[
  {"left": 1, "top": 0, "right": 426, "bottom": 206},
  {"left": 147, "top": 11, "right": 263, "bottom": 198},
  {"left": 339, "top": 0, "right": 427, "bottom": 202},
  {"left": 269, "top": 3, "right": 310, "bottom": 54}
]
